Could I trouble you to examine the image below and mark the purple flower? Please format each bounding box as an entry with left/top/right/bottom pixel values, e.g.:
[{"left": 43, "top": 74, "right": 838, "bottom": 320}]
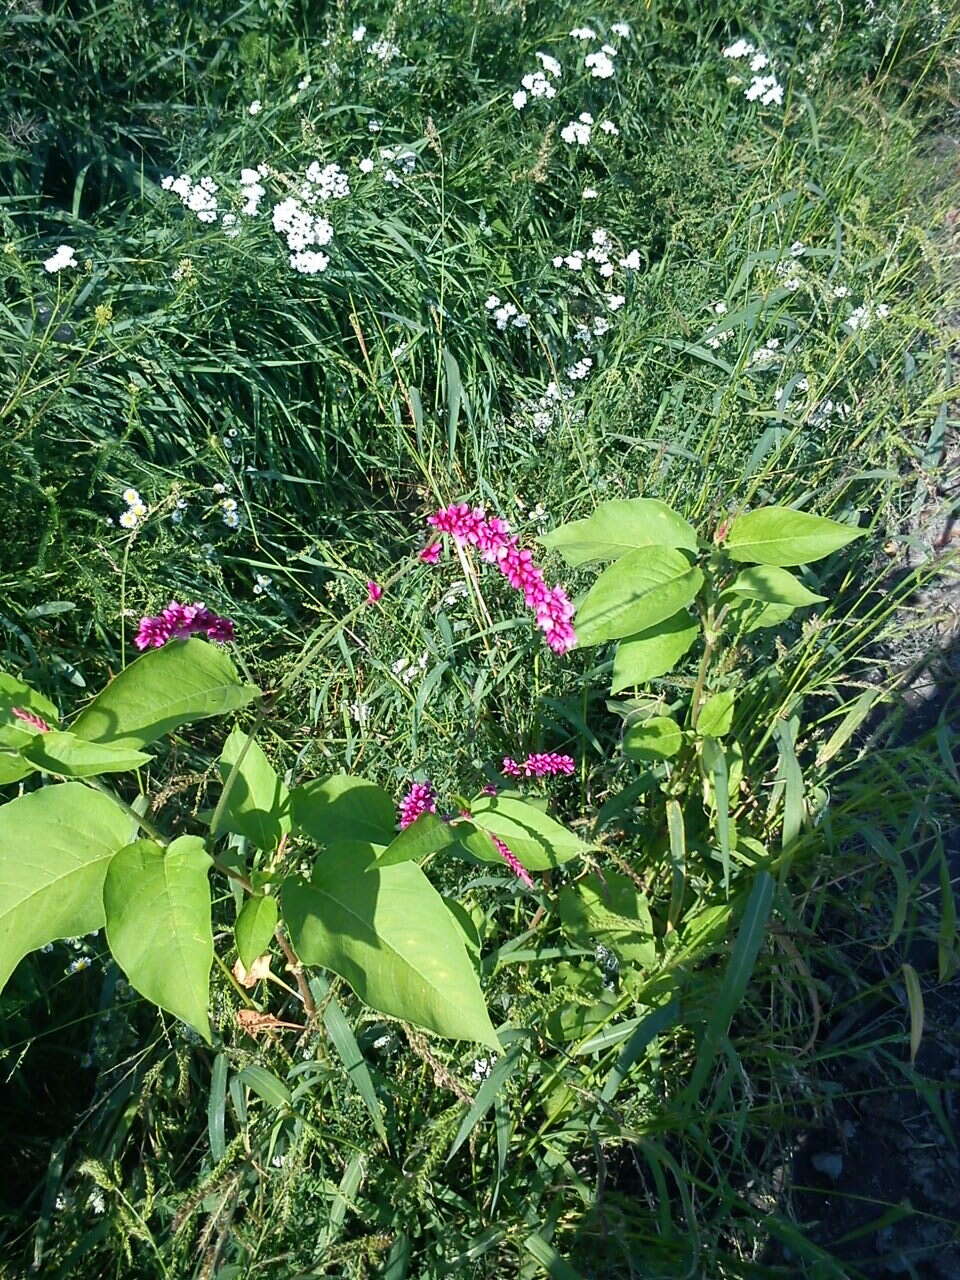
[{"left": 134, "top": 600, "right": 236, "bottom": 651}]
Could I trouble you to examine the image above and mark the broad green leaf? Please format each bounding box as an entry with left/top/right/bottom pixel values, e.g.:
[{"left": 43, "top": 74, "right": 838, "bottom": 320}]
[
  {"left": 235, "top": 893, "right": 279, "bottom": 968},
  {"left": 21, "top": 731, "right": 153, "bottom": 777},
  {"left": 377, "top": 811, "right": 455, "bottom": 867},
  {"left": 0, "top": 783, "right": 134, "bottom": 990},
  {"left": 291, "top": 774, "right": 395, "bottom": 847},
  {"left": 104, "top": 835, "right": 214, "bottom": 1042},
  {"left": 575, "top": 547, "right": 704, "bottom": 648},
  {"left": 282, "top": 844, "right": 497, "bottom": 1046},
  {"left": 0, "top": 671, "right": 59, "bottom": 785},
  {"left": 72, "top": 639, "right": 258, "bottom": 750},
  {"left": 557, "top": 871, "right": 657, "bottom": 966},
  {"left": 724, "top": 507, "right": 864, "bottom": 567},
  {"left": 697, "top": 690, "right": 736, "bottom": 738},
  {"left": 724, "top": 565, "right": 825, "bottom": 606},
  {"left": 468, "top": 795, "right": 588, "bottom": 869},
  {"left": 611, "top": 611, "right": 699, "bottom": 693},
  {"left": 215, "top": 725, "right": 290, "bottom": 850},
  {"left": 540, "top": 498, "right": 697, "bottom": 566},
  {"left": 623, "top": 716, "right": 682, "bottom": 761}
]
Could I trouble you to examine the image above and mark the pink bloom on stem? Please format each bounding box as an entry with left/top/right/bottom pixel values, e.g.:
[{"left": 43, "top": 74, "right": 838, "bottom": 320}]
[
  {"left": 134, "top": 600, "right": 235, "bottom": 651},
  {"left": 11, "top": 706, "right": 50, "bottom": 732},
  {"left": 366, "top": 580, "right": 383, "bottom": 604},
  {"left": 399, "top": 780, "right": 437, "bottom": 828},
  {"left": 421, "top": 503, "right": 576, "bottom": 653},
  {"left": 501, "top": 757, "right": 523, "bottom": 779},
  {"left": 492, "top": 835, "right": 534, "bottom": 888}
]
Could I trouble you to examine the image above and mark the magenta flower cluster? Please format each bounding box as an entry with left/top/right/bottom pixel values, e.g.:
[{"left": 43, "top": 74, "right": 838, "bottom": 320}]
[
  {"left": 490, "top": 835, "right": 534, "bottom": 888},
  {"left": 134, "top": 601, "right": 236, "bottom": 651},
  {"left": 422, "top": 503, "right": 576, "bottom": 654},
  {"left": 399, "top": 780, "right": 437, "bottom": 828},
  {"left": 502, "top": 752, "right": 575, "bottom": 779},
  {"left": 11, "top": 707, "right": 51, "bottom": 733}
]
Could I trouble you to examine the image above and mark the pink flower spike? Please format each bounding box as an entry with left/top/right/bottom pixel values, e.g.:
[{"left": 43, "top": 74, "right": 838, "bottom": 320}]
[
  {"left": 501, "top": 757, "right": 523, "bottom": 779},
  {"left": 133, "top": 600, "right": 235, "bottom": 650},
  {"left": 11, "top": 706, "right": 50, "bottom": 733},
  {"left": 399, "top": 780, "right": 437, "bottom": 829},
  {"left": 419, "top": 542, "right": 441, "bottom": 564},
  {"left": 366, "top": 580, "right": 383, "bottom": 604},
  {"left": 492, "top": 835, "right": 534, "bottom": 888}
]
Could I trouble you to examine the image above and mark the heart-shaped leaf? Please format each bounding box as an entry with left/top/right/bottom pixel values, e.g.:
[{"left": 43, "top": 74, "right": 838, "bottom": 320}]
[
  {"left": 0, "top": 783, "right": 134, "bottom": 991},
  {"left": 282, "top": 844, "right": 497, "bottom": 1046},
  {"left": 71, "top": 639, "right": 258, "bottom": 750},
  {"left": 376, "top": 812, "right": 455, "bottom": 867},
  {"left": 104, "top": 835, "right": 214, "bottom": 1042}
]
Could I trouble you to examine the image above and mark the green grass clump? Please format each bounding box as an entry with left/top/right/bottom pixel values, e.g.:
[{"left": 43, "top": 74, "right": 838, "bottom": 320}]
[{"left": 0, "top": 0, "right": 957, "bottom": 1275}]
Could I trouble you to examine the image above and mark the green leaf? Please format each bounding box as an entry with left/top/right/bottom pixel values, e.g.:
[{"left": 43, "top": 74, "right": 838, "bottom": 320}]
[
  {"left": 377, "top": 812, "right": 455, "bottom": 867},
  {"left": 282, "top": 844, "right": 497, "bottom": 1046},
  {"left": 623, "top": 716, "right": 682, "bottom": 761},
  {"left": 724, "top": 565, "right": 825, "bottom": 606},
  {"left": 215, "top": 725, "right": 290, "bottom": 850},
  {"left": 238, "top": 1065, "right": 291, "bottom": 1108},
  {"left": 738, "top": 600, "right": 796, "bottom": 633},
  {"left": 575, "top": 547, "right": 704, "bottom": 648},
  {"left": 540, "top": 498, "right": 697, "bottom": 566},
  {"left": 0, "top": 671, "right": 59, "bottom": 785},
  {"left": 611, "top": 611, "right": 699, "bottom": 693},
  {"left": 311, "top": 972, "right": 388, "bottom": 1145},
  {"left": 103, "top": 835, "right": 214, "bottom": 1042},
  {"left": 71, "top": 639, "right": 258, "bottom": 750},
  {"left": 724, "top": 507, "right": 864, "bottom": 567},
  {"left": 290, "top": 774, "right": 396, "bottom": 846},
  {"left": 468, "top": 796, "right": 588, "bottom": 869},
  {"left": 235, "top": 893, "right": 279, "bottom": 969},
  {"left": 697, "top": 690, "right": 736, "bottom": 738},
  {"left": 21, "top": 731, "right": 153, "bottom": 777},
  {"left": 557, "top": 871, "right": 657, "bottom": 966},
  {"left": 683, "top": 872, "right": 774, "bottom": 1107},
  {"left": 0, "top": 783, "right": 134, "bottom": 991}
]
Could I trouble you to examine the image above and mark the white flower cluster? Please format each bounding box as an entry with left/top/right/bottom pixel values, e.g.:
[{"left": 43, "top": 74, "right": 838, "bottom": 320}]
[
  {"left": 560, "top": 112, "right": 619, "bottom": 145},
  {"left": 161, "top": 173, "right": 219, "bottom": 223},
  {"left": 239, "top": 165, "right": 268, "bottom": 216},
  {"left": 566, "top": 356, "right": 593, "bottom": 380},
  {"left": 303, "top": 160, "right": 351, "bottom": 201},
  {"left": 585, "top": 46, "right": 617, "bottom": 79},
  {"left": 272, "top": 197, "right": 334, "bottom": 273},
  {"left": 748, "top": 336, "right": 781, "bottom": 367},
  {"left": 809, "top": 396, "right": 851, "bottom": 426},
  {"left": 220, "top": 496, "right": 240, "bottom": 529},
  {"left": 845, "top": 302, "right": 890, "bottom": 332},
  {"left": 379, "top": 146, "right": 416, "bottom": 186},
  {"left": 392, "top": 652, "right": 429, "bottom": 685},
  {"left": 43, "top": 244, "right": 77, "bottom": 273},
  {"left": 368, "top": 37, "right": 400, "bottom": 63},
  {"left": 484, "top": 294, "right": 530, "bottom": 330},
  {"left": 527, "top": 379, "right": 576, "bottom": 433},
  {"left": 723, "top": 40, "right": 784, "bottom": 106},
  {"left": 512, "top": 52, "right": 562, "bottom": 110},
  {"left": 118, "top": 486, "right": 147, "bottom": 530}
]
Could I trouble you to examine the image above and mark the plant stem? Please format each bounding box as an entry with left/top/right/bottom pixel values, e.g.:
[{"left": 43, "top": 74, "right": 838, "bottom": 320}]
[{"left": 275, "top": 927, "right": 317, "bottom": 1017}]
